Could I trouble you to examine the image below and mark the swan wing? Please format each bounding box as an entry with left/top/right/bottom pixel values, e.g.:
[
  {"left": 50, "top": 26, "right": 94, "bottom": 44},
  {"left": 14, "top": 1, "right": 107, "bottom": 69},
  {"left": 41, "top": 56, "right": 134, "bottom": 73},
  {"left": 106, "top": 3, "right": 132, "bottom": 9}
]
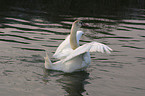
[
  {"left": 63, "top": 41, "right": 112, "bottom": 62},
  {"left": 89, "top": 41, "right": 113, "bottom": 53},
  {"left": 53, "top": 35, "right": 70, "bottom": 59},
  {"left": 53, "top": 31, "right": 84, "bottom": 59}
]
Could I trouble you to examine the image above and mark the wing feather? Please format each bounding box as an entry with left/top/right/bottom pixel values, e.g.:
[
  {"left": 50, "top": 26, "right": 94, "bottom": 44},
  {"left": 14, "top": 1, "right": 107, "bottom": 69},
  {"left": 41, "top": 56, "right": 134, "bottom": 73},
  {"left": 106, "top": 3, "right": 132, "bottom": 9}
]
[
  {"left": 53, "top": 31, "right": 84, "bottom": 59},
  {"left": 63, "top": 44, "right": 91, "bottom": 62},
  {"left": 63, "top": 41, "right": 112, "bottom": 62},
  {"left": 53, "top": 35, "right": 70, "bottom": 59}
]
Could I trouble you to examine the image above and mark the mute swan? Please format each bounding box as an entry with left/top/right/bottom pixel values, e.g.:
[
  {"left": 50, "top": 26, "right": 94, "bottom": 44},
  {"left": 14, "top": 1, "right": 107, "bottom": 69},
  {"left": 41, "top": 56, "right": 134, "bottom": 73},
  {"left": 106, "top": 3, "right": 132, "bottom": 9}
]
[{"left": 44, "top": 20, "right": 112, "bottom": 73}]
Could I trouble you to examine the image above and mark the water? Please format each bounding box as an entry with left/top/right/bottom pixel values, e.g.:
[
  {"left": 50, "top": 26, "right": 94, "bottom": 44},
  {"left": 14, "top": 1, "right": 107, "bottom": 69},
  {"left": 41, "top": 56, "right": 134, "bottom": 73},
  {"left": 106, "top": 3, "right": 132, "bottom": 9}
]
[{"left": 0, "top": 0, "right": 145, "bottom": 96}]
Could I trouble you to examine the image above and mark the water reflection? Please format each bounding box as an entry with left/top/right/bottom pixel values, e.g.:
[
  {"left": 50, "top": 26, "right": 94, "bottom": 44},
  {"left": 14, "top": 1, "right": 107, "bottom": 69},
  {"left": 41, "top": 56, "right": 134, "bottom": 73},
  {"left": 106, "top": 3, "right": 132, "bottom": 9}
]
[{"left": 43, "top": 69, "right": 90, "bottom": 96}]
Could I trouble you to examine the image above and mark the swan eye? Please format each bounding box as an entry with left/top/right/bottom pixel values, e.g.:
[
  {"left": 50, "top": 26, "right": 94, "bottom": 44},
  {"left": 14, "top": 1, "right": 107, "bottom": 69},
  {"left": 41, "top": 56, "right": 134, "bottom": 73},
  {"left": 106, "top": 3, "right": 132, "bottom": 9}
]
[{"left": 78, "top": 22, "right": 83, "bottom": 26}]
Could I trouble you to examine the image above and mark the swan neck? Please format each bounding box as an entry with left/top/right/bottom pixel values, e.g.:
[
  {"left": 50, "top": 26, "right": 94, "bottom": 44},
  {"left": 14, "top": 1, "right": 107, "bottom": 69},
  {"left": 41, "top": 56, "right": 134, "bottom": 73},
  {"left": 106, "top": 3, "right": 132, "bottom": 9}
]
[{"left": 70, "top": 24, "right": 79, "bottom": 50}]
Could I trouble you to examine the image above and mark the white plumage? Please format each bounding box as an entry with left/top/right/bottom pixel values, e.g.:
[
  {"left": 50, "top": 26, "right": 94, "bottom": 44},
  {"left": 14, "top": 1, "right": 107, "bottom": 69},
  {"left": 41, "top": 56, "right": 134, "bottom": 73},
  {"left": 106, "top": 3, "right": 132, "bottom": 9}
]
[
  {"left": 62, "top": 41, "right": 112, "bottom": 63},
  {"left": 44, "top": 20, "right": 112, "bottom": 73},
  {"left": 53, "top": 31, "right": 84, "bottom": 59}
]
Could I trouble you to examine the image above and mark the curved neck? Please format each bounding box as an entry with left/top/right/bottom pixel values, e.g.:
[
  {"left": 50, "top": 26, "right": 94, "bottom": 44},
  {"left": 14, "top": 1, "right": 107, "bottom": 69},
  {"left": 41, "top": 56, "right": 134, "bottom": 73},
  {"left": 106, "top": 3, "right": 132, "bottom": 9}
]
[{"left": 70, "top": 23, "right": 79, "bottom": 50}]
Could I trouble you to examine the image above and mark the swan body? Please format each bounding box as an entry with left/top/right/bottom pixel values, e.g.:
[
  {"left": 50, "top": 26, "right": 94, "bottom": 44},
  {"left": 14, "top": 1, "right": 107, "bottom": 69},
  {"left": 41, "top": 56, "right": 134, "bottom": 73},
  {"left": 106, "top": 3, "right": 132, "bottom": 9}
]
[{"left": 44, "top": 20, "right": 112, "bottom": 73}]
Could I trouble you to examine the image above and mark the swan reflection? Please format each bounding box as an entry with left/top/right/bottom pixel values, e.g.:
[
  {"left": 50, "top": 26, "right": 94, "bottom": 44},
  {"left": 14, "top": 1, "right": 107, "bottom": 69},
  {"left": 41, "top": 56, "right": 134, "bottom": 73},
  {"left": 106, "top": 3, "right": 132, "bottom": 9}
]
[{"left": 43, "top": 69, "right": 90, "bottom": 96}]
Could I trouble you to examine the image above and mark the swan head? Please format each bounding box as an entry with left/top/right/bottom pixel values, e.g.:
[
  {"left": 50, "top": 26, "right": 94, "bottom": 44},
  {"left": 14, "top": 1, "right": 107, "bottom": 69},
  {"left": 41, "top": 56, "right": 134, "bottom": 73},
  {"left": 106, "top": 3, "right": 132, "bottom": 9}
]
[{"left": 73, "top": 20, "right": 84, "bottom": 28}]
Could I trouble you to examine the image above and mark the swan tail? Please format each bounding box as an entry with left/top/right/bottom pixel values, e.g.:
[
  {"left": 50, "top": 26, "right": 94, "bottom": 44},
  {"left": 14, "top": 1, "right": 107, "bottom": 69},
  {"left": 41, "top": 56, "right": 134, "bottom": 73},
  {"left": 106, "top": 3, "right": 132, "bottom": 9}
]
[{"left": 44, "top": 52, "right": 52, "bottom": 69}]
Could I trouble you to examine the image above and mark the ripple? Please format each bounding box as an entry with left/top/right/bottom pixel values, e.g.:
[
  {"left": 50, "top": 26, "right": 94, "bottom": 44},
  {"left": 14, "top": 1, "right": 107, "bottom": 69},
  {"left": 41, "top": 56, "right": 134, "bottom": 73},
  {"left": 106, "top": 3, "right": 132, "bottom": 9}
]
[
  {"left": 0, "top": 33, "right": 40, "bottom": 41},
  {"left": 121, "top": 25, "right": 145, "bottom": 30},
  {"left": 117, "top": 28, "right": 131, "bottom": 31},
  {"left": 13, "top": 47, "right": 45, "bottom": 51},
  {"left": 5, "top": 17, "right": 30, "bottom": 23},
  {"left": 132, "top": 87, "right": 145, "bottom": 91},
  {"left": 140, "top": 35, "right": 145, "bottom": 38},
  {"left": 0, "top": 38, "right": 30, "bottom": 44},
  {"left": 122, "top": 45, "right": 145, "bottom": 49},
  {"left": 42, "top": 45, "right": 58, "bottom": 47},
  {"left": 17, "top": 55, "right": 44, "bottom": 63},
  {"left": 120, "top": 21, "right": 145, "bottom": 25},
  {"left": 4, "top": 24, "right": 68, "bottom": 35},
  {"left": 5, "top": 17, "right": 63, "bottom": 29}
]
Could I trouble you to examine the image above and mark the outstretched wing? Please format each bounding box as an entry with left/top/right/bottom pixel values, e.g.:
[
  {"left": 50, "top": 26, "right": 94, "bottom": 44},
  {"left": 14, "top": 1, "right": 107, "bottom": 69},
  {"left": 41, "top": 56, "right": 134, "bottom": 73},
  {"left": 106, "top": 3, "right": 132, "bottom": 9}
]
[
  {"left": 63, "top": 41, "right": 112, "bottom": 62},
  {"left": 89, "top": 41, "right": 112, "bottom": 53}
]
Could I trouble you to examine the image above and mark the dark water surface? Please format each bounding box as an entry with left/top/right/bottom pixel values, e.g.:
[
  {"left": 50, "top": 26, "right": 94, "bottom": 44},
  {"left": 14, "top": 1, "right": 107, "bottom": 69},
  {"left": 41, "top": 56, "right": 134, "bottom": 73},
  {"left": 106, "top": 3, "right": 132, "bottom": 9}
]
[{"left": 0, "top": 0, "right": 145, "bottom": 96}]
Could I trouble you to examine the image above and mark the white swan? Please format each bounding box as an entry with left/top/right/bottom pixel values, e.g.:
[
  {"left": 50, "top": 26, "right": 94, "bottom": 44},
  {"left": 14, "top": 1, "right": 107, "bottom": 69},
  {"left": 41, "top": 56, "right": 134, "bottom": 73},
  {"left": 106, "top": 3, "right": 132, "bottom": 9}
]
[{"left": 44, "top": 20, "right": 112, "bottom": 73}]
